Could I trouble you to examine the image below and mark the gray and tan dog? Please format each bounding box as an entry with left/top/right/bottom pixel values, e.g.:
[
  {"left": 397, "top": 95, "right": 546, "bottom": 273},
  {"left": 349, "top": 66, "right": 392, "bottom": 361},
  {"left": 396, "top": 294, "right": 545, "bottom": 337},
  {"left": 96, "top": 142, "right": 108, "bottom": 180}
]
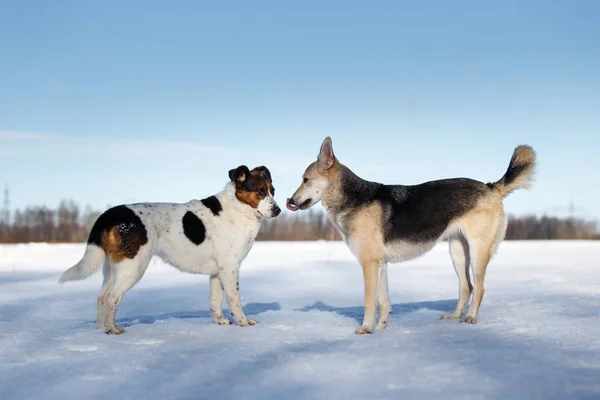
[{"left": 286, "top": 137, "right": 536, "bottom": 334}]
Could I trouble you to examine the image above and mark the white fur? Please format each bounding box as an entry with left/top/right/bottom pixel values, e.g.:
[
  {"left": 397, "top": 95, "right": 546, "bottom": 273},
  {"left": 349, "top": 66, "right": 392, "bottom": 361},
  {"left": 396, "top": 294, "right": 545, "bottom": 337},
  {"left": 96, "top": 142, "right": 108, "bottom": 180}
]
[
  {"left": 60, "top": 182, "right": 278, "bottom": 334},
  {"left": 59, "top": 245, "right": 106, "bottom": 282},
  {"left": 257, "top": 193, "right": 278, "bottom": 219}
]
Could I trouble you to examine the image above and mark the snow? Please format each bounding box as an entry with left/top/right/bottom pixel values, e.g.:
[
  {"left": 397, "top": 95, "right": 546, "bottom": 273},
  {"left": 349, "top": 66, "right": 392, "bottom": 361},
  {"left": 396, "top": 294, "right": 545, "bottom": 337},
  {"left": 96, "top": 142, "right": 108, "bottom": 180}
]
[{"left": 1, "top": 241, "right": 599, "bottom": 400}]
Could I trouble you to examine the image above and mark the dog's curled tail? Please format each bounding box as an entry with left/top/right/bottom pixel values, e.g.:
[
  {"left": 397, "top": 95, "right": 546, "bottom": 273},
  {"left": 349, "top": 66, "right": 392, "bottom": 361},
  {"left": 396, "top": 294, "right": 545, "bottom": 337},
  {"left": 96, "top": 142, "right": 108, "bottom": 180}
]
[
  {"left": 491, "top": 145, "right": 537, "bottom": 198},
  {"left": 58, "top": 244, "right": 105, "bottom": 283}
]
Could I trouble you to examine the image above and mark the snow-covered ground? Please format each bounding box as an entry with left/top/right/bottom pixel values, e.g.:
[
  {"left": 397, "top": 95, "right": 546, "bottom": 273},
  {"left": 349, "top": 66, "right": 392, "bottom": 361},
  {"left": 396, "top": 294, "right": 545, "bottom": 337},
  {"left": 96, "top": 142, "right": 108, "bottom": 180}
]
[{"left": 0, "top": 241, "right": 599, "bottom": 400}]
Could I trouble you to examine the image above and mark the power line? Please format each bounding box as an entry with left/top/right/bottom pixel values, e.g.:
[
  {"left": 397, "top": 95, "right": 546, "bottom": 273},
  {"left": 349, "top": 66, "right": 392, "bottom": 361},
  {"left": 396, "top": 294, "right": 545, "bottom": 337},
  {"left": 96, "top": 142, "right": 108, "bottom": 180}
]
[{"left": 541, "top": 202, "right": 594, "bottom": 220}]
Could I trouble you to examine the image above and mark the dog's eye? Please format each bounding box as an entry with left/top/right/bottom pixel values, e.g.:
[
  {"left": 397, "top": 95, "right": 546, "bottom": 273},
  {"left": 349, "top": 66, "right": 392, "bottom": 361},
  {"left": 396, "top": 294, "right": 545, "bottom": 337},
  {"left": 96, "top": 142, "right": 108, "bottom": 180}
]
[
  {"left": 303, "top": 177, "right": 308, "bottom": 183},
  {"left": 258, "top": 188, "right": 266, "bottom": 196}
]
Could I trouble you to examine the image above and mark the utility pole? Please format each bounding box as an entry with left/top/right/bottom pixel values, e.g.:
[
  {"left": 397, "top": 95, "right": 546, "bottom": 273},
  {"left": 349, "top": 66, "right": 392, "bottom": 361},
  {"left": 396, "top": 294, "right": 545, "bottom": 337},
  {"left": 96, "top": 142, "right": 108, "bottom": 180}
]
[
  {"left": 568, "top": 200, "right": 574, "bottom": 221},
  {"left": 1, "top": 184, "right": 9, "bottom": 224}
]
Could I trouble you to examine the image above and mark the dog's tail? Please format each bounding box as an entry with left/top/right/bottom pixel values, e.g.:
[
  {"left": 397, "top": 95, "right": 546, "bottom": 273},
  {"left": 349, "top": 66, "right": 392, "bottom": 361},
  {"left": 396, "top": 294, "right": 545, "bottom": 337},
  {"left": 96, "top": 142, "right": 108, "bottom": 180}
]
[
  {"left": 59, "top": 244, "right": 105, "bottom": 283},
  {"left": 490, "top": 145, "right": 537, "bottom": 198}
]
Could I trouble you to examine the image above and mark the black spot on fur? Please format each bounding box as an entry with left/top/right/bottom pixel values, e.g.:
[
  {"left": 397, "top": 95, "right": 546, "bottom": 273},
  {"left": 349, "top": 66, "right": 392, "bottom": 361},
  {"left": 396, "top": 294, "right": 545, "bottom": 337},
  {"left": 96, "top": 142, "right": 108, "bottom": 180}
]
[
  {"left": 337, "top": 167, "right": 488, "bottom": 243},
  {"left": 201, "top": 196, "right": 223, "bottom": 216},
  {"left": 182, "top": 211, "right": 206, "bottom": 245},
  {"left": 87, "top": 205, "right": 148, "bottom": 257}
]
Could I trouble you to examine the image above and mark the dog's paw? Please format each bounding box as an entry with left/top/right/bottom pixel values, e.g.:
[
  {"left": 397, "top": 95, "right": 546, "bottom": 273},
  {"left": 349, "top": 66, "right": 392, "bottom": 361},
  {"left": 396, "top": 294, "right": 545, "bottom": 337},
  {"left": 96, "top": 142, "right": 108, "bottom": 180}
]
[
  {"left": 105, "top": 326, "right": 125, "bottom": 335},
  {"left": 460, "top": 316, "right": 477, "bottom": 324},
  {"left": 238, "top": 319, "right": 258, "bottom": 327},
  {"left": 214, "top": 317, "right": 232, "bottom": 325},
  {"left": 376, "top": 309, "right": 391, "bottom": 330},
  {"left": 440, "top": 312, "right": 462, "bottom": 320},
  {"left": 375, "top": 320, "right": 388, "bottom": 330},
  {"left": 354, "top": 326, "right": 374, "bottom": 335}
]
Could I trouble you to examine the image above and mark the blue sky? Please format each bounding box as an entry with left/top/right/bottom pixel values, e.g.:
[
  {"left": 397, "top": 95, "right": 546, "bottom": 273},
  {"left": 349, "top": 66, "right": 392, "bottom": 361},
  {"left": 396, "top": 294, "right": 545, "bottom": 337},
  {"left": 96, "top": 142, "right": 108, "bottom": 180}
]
[{"left": 1, "top": 1, "right": 599, "bottom": 221}]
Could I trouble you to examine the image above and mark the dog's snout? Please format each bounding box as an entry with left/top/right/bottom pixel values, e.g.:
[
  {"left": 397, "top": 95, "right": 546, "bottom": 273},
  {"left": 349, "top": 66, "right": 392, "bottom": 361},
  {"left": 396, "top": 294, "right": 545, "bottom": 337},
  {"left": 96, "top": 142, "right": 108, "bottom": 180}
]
[{"left": 273, "top": 205, "right": 281, "bottom": 216}]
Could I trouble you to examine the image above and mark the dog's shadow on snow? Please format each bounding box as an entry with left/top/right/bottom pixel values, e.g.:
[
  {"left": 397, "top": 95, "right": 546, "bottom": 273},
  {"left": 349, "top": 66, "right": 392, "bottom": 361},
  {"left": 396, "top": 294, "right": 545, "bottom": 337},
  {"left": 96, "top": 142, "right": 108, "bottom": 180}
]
[
  {"left": 295, "top": 299, "right": 457, "bottom": 324},
  {"left": 90, "top": 302, "right": 281, "bottom": 328},
  {"left": 86, "top": 300, "right": 455, "bottom": 327}
]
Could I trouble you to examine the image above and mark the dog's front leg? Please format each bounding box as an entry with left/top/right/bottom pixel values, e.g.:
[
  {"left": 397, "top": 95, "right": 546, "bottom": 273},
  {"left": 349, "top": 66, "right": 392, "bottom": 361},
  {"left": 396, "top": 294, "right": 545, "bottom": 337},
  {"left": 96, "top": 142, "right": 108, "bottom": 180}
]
[
  {"left": 210, "top": 274, "right": 232, "bottom": 325},
  {"left": 218, "top": 267, "right": 257, "bottom": 327},
  {"left": 355, "top": 259, "right": 381, "bottom": 334}
]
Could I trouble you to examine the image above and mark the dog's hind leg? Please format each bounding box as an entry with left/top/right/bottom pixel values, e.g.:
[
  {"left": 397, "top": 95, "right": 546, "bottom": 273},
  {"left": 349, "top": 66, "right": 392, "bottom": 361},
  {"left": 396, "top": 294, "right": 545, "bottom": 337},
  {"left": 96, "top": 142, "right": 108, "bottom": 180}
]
[
  {"left": 376, "top": 262, "right": 391, "bottom": 330},
  {"left": 460, "top": 240, "right": 490, "bottom": 324},
  {"left": 97, "top": 261, "right": 114, "bottom": 329},
  {"left": 441, "top": 235, "right": 472, "bottom": 320},
  {"left": 104, "top": 250, "right": 152, "bottom": 335},
  {"left": 461, "top": 211, "right": 506, "bottom": 324},
  {"left": 210, "top": 274, "right": 231, "bottom": 325}
]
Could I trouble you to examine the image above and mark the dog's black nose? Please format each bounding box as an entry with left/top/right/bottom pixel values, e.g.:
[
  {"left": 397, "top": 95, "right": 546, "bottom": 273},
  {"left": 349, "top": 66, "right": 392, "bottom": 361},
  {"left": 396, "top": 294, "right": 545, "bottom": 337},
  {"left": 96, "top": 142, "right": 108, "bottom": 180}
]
[{"left": 273, "top": 205, "right": 281, "bottom": 216}]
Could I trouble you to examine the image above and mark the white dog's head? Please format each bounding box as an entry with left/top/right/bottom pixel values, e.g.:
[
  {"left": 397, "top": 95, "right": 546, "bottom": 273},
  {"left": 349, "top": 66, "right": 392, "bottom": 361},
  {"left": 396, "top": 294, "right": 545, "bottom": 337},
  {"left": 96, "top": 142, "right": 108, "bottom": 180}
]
[{"left": 229, "top": 165, "right": 281, "bottom": 218}]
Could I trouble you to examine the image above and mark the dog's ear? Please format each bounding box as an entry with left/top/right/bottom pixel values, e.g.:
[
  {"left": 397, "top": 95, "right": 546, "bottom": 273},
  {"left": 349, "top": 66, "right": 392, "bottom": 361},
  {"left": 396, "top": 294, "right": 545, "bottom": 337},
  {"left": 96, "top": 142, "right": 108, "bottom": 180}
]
[
  {"left": 317, "top": 136, "right": 335, "bottom": 172},
  {"left": 254, "top": 166, "right": 272, "bottom": 182},
  {"left": 228, "top": 169, "right": 236, "bottom": 182},
  {"left": 229, "top": 165, "right": 250, "bottom": 185}
]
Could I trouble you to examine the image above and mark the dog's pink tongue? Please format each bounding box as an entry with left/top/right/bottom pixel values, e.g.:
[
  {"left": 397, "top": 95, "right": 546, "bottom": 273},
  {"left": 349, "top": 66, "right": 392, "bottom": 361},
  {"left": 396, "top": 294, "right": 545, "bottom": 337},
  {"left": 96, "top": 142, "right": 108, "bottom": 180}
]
[{"left": 286, "top": 198, "right": 300, "bottom": 211}]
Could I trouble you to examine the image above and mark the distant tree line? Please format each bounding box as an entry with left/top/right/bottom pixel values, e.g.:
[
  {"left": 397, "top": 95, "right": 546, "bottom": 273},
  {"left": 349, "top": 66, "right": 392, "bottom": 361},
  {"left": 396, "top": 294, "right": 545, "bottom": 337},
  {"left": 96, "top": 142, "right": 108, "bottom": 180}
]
[
  {"left": 504, "top": 215, "right": 598, "bottom": 240},
  {"left": 256, "top": 209, "right": 342, "bottom": 241},
  {"left": 0, "top": 199, "right": 598, "bottom": 243},
  {"left": 0, "top": 200, "right": 101, "bottom": 243}
]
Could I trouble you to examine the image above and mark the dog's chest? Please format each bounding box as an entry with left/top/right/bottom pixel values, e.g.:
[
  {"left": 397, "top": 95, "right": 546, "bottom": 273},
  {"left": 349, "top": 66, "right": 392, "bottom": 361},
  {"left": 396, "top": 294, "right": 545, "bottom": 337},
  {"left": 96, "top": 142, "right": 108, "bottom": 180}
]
[
  {"left": 325, "top": 210, "right": 349, "bottom": 243},
  {"left": 211, "top": 216, "right": 261, "bottom": 261}
]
